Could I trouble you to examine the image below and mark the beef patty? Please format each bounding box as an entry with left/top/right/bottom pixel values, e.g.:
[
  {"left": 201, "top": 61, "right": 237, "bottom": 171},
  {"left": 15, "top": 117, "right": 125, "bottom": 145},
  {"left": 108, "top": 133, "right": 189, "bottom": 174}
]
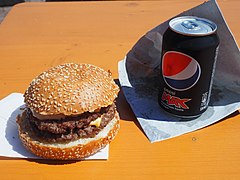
[{"left": 25, "top": 103, "right": 116, "bottom": 143}]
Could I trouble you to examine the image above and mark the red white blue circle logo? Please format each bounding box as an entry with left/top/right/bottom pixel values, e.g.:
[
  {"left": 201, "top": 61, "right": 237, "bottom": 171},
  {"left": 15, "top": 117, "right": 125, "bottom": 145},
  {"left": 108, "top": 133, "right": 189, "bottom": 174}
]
[{"left": 162, "top": 51, "right": 201, "bottom": 91}]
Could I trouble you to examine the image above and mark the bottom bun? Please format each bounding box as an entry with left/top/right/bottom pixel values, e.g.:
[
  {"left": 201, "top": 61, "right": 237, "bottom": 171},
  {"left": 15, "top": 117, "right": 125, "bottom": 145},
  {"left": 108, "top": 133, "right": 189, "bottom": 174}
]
[{"left": 17, "top": 110, "right": 120, "bottom": 160}]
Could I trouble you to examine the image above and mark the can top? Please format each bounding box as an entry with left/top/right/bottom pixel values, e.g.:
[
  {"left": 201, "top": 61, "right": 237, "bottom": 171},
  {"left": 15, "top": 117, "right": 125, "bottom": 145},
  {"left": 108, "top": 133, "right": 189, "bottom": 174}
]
[{"left": 169, "top": 16, "right": 217, "bottom": 36}]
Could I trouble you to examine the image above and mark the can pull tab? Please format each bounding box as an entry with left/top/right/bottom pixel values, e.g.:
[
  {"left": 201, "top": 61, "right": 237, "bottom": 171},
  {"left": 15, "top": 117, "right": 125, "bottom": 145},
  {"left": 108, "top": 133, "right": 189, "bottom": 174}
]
[{"left": 181, "top": 20, "right": 200, "bottom": 30}]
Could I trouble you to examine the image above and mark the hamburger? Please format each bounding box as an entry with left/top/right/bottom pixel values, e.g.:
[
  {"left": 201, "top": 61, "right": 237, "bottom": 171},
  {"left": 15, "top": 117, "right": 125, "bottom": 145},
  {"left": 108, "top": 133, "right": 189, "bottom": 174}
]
[{"left": 17, "top": 63, "right": 120, "bottom": 160}]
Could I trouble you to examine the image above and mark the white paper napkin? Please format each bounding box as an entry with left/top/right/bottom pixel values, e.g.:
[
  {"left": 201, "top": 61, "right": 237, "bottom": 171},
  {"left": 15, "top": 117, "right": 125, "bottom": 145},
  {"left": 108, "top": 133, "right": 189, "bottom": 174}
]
[
  {"left": 0, "top": 93, "right": 108, "bottom": 160},
  {"left": 118, "top": 0, "right": 240, "bottom": 143}
]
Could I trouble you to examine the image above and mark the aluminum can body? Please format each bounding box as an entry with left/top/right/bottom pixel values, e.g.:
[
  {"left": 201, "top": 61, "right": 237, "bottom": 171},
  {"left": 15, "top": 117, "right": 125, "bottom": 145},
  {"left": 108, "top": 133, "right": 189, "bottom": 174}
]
[{"left": 158, "top": 16, "right": 220, "bottom": 118}]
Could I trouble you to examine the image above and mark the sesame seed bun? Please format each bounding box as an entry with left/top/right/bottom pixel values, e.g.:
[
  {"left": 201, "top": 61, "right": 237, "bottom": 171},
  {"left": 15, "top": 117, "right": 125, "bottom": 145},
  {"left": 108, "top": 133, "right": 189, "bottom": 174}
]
[
  {"left": 24, "top": 63, "right": 119, "bottom": 119},
  {"left": 17, "top": 110, "right": 120, "bottom": 160},
  {"left": 18, "top": 63, "right": 120, "bottom": 160}
]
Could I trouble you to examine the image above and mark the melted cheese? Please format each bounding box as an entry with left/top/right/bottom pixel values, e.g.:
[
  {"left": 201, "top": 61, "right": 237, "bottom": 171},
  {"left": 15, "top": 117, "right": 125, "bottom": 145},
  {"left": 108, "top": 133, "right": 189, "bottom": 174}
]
[{"left": 89, "top": 117, "right": 102, "bottom": 127}]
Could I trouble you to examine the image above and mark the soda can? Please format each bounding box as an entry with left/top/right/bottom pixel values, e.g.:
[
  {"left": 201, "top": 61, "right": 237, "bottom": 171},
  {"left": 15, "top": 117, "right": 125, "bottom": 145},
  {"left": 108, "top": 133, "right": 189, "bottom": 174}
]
[{"left": 158, "top": 16, "right": 220, "bottom": 118}]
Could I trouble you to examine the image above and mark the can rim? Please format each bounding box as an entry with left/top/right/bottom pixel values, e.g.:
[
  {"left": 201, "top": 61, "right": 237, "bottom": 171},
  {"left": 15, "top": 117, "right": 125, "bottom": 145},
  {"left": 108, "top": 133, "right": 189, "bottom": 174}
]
[{"left": 169, "top": 16, "right": 217, "bottom": 36}]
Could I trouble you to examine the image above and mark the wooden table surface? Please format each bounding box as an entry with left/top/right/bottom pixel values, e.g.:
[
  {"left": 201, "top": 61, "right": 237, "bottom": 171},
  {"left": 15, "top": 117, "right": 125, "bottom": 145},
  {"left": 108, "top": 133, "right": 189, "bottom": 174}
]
[{"left": 0, "top": 0, "right": 239, "bottom": 179}]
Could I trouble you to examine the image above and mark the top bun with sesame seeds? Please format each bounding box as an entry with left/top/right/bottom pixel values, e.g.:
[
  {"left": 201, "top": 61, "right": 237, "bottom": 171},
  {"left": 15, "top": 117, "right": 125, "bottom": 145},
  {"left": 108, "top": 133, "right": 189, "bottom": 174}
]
[
  {"left": 24, "top": 63, "right": 119, "bottom": 120},
  {"left": 17, "top": 63, "right": 120, "bottom": 160}
]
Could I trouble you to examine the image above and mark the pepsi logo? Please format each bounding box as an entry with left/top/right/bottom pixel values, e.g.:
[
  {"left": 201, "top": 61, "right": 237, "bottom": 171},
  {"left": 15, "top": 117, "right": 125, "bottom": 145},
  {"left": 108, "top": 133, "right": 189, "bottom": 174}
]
[{"left": 162, "top": 51, "right": 201, "bottom": 91}]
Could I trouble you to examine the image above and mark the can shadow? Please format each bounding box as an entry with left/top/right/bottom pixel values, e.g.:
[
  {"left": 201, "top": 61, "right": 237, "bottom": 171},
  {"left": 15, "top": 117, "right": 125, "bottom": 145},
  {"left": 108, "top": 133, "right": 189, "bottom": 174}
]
[{"left": 114, "top": 79, "right": 146, "bottom": 136}]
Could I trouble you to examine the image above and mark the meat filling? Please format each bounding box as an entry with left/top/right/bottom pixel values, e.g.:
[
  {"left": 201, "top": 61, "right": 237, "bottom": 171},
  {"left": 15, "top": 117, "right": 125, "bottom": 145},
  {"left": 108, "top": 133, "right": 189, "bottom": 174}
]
[{"left": 25, "top": 103, "right": 116, "bottom": 143}]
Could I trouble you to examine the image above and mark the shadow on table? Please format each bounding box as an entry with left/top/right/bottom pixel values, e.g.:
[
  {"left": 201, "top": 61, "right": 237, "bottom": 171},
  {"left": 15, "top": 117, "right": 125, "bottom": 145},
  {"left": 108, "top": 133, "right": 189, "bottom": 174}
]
[
  {"left": 45, "top": 0, "right": 105, "bottom": 1},
  {"left": 0, "top": 156, "right": 80, "bottom": 165}
]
